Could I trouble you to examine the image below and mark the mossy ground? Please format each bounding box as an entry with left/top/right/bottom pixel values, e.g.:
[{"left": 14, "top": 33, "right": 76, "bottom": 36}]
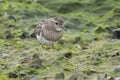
[{"left": 0, "top": 0, "right": 120, "bottom": 80}]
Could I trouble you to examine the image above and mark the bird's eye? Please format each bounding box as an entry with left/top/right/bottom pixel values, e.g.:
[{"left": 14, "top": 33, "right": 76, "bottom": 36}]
[{"left": 55, "top": 22, "right": 58, "bottom": 25}]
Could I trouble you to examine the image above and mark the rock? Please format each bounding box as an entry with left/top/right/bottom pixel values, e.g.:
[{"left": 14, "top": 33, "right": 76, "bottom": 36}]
[
  {"left": 6, "top": 34, "right": 14, "bottom": 39},
  {"left": 31, "top": 32, "right": 36, "bottom": 38},
  {"left": 30, "top": 59, "right": 43, "bottom": 69},
  {"left": 94, "top": 37, "right": 98, "bottom": 41},
  {"left": 33, "top": 54, "right": 39, "bottom": 59},
  {"left": 26, "top": 1, "right": 32, "bottom": 4},
  {"left": 31, "top": 76, "right": 39, "bottom": 80},
  {"left": 1, "top": 53, "right": 8, "bottom": 59},
  {"left": 115, "top": 77, "right": 120, "bottom": 80},
  {"left": 108, "top": 77, "right": 115, "bottom": 80},
  {"left": 58, "top": 40, "right": 64, "bottom": 44},
  {"left": 21, "top": 76, "right": 31, "bottom": 80},
  {"left": 9, "top": 15, "right": 17, "bottom": 22},
  {"left": 108, "top": 28, "right": 120, "bottom": 39},
  {"left": 69, "top": 73, "right": 78, "bottom": 80},
  {"left": 64, "top": 52, "right": 72, "bottom": 58},
  {"left": 55, "top": 72, "right": 64, "bottom": 80},
  {"left": 19, "top": 72, "right": 26, "bottom": 77},
  {"left": 8, "top": 72, "right": 18, "bottom": 78},
  {"left": 30, "top": 55, "right": 43, "bottom": 69},
  {"left": 114, "top": 65, "right": 120, "bottom": 72},
  {"left": 75, "top": 44, "right": 81, "bottom": 50},
  {"left": 4, "top": 30, "right": 14, "bottom": 39},
  {"left": 0, "top": 13, "right": 3, "bottom": 17},
  {"left": 8, "top": 24, "right": 15, "bottom": 27},
  {"left": 4, "top": 31, "right": 11, "bottom": 35},
  {"left": 43, "top": 77, "right": 54, "bottom": 80},
  {"left": 20, "top": 57, "right": 31, "bottom": 64},
  {"left": 116, "top": 52, "right": 119, "bottom": 56},
  {"left": 20, "top": 32, "right": 29, "bottom": 39},
  {"left": 97, "top": 76, "right": 106, "bottom": 80}
]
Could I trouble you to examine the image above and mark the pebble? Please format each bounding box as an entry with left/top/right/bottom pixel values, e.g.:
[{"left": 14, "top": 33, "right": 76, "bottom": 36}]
[
  {"left": 114, "top": 65, "right": 120, "bottom": 72},
  {"left": 64, "top": 52, "right": 72, "bottom": 58},
  {"left": 0, "top": 13, "right": 3, "bottom": 17},
  {"left": 8, "top": 72, "right": 18, "bottom": 78},
  {"left": 9, "top": 15, "right": 17, "bottom": 22},
  {"left": 31, "top": 76, "right": 39, "bottom": 80},
  {"left": 115, "top": 77, "right": 120, "bottom": 80},
  {"left": 55, "top": 72, "right": 64, "bottom": 79},
  {"left": 1, "top": 53, "right": 8, "bottom": 58},
  {"left": 21, "top": 32, "right": 29, "bottom": 39},
  {"left": 30, "top": 54, "right": 43, "bottom": 69},
  {"left": 4, "top": 30, "right": 14, "bottom": 39},
  {"left": 69, "top": 73, "right": 78, "bottom": 80},
  {"left": 31, "top": 32, "right": 36, "bottom": 38}
]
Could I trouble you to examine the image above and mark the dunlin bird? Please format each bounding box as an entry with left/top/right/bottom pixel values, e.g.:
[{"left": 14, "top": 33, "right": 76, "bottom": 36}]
[{"left": 34, "top": 16, "right": 65, "bottom": 48}]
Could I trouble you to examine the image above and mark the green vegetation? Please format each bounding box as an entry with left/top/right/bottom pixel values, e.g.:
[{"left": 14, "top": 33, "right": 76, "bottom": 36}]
[{"left": 0, "top": 0, "right": 120, "bottom": 80}]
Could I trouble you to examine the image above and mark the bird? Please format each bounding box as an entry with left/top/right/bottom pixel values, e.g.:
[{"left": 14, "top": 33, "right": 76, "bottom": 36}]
[{"left": 34, "top": 16, "right": 65, "bottom": 48}]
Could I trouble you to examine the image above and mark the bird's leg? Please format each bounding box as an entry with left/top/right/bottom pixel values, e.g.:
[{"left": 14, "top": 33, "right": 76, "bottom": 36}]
[
  {"left": 49, "top": 43, "right": 54, "bottom": 49},
  {"left": 39, "top": 43, "right": 45, "bottom": 58},
  {"left": 51, "top": 43, "right": 54, "bottom": 48}
]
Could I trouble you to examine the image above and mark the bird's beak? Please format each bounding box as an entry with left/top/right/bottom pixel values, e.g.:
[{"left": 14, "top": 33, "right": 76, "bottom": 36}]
[{"left": 62, "top": 26, "right": 66, "bottom": 32}]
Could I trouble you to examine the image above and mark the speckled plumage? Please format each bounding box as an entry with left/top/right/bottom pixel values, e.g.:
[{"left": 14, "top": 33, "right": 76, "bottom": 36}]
[{"left": 34, "top": 16, "right": 65, "bottom": 44}]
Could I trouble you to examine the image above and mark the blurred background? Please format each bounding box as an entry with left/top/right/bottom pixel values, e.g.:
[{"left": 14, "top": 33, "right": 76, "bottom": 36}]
[{"left": 0, "top": 0, "right": 120, "bottom": 80}]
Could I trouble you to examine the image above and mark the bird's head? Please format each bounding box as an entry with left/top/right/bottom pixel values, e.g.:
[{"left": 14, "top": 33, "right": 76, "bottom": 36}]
[{"left": 51, "top": 16, "right": 65, "bottom": 32}]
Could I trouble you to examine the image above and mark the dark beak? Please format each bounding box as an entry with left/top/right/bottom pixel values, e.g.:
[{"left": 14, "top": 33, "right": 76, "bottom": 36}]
[{"left": 62, "top": 26, "right": 66, "bottom": 32}]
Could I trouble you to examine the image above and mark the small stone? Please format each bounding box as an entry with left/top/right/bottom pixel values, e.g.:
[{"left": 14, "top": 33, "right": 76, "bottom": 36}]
[
  {"left": 116, "top": 52, "right": 119, "bottom": 56},
  {"left": 1, "top": 53, "right": 8, "bottom": 58},
  {"left": 21, "top": 76, "right": 31, "bottom": 80},
  {"left": 30, "top": 56, "right": 43, "bottom": 69},
  {"left": 4, "top": 30, "right": 14, "bottom": 39},
  {"left": 31, "top": 32, "right": 36, "bottom": 38},
  {"left": 6, "top": 34, "right": 14, "bottom": 39},
  {"left": 94, "top": 37, "right": 98, "bottom": 41},
  {"left": 43, "top": 77, "right": 54, "bottom": 80},
  {"left": 30, "top": 59, "right": 43, "bottom": 69},
  {"left": 31, "top": 76, "right": 39, "bottom": 80},
  {"left": 20, "top": 32, "right": 29, "bottom": 39},
  {"left": 75, "top": 44, "right": 81, "bottom": 50},
  {"left": 33, "top": 54, "right": 39, "bottom": 59},
  {"left": 4, "top": 30, "right": 11, "bottom": 34},
  {"left": 8, "top": 24, "right": 15, "bottom": 27},
  {"left": 108, "top": 77, "right": 115, "bottom": 80},
  {"left": 0, "top": 13, "right": 3, "bottom": 17},
  {"left": 64, "top": 52, "right": 72, "bottom": 58},
  {"left": 58, "top": 40, "right": 64, "bottom": 44},
  {"left": 108, "top": 28, "right": 120, "bottom": 39},
  {"left": 115, "top": 77, "right": 120, "bottom": 80},
  {"left": 69, "top": 73, "right": 78, "bottom": 80},
  {"left": 8, "top": 72, "right": 18, "bottom": 78},
  {"left": 55, "top": 72, "right": 64, "bottom": 79},
  {"left": 114, "top": 65, "right": 120, "bottom": 72},
  {"left": 19, "top": 72, "right": 26, "bottom": 77},
  {"left": 98, "top": 76, "right": 106, "bottom": 80},
  {"left": 9, "top": 15, "right": 17, "bottom": 22}
]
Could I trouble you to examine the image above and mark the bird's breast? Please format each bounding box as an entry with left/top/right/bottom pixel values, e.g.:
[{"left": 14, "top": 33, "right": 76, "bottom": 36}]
[{"left": 42, "top": 29, "right": 63, "bottom": 42}]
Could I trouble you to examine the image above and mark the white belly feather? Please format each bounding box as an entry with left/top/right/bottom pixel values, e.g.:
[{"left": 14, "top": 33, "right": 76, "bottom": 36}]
[{"left": 36, "top": 33, "right": 54, "bottom": 44}]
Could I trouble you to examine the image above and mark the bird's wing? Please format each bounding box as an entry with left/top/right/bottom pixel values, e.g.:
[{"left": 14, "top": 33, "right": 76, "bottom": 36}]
[{"left": 34, "top": 19, "right": 48, "bottom": 35}]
